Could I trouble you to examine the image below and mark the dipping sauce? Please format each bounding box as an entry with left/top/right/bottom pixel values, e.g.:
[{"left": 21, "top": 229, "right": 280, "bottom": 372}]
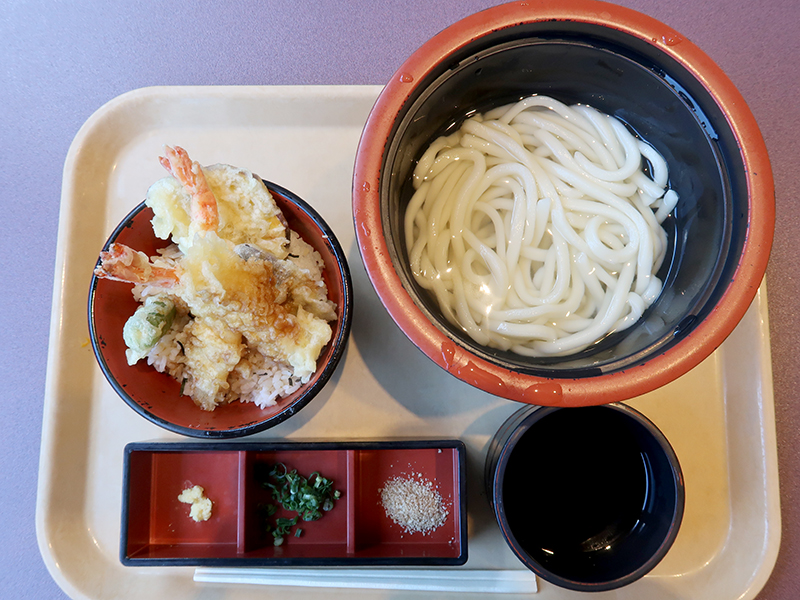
[{"left": 503, "top": 408, "right": 647, "bottom": 561}]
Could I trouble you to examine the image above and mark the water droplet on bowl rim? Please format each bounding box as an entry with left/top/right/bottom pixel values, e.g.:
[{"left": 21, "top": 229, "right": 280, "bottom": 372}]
[{"left": 522, "top": 381, "right": 564, "bottom": 404}]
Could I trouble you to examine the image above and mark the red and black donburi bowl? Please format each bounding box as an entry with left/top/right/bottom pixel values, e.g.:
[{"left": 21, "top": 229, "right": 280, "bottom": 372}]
[{"left": 89, "top": 181, "right": 353, "bottom": 438}]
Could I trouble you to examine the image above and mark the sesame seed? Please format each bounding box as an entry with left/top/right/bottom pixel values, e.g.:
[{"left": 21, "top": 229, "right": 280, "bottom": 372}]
[{"left": 379, "top": 476, "right": 448, "bottom": 535}]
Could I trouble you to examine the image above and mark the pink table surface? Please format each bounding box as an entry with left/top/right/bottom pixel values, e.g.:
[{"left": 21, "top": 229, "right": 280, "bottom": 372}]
[{"left": 2, "top": 0, "right": 798, "bottom": 598}]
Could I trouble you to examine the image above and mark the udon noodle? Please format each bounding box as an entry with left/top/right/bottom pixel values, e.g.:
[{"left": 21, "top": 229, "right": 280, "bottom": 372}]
[{"left": 404, "top": 95, "right": 679, "bottom": 357}]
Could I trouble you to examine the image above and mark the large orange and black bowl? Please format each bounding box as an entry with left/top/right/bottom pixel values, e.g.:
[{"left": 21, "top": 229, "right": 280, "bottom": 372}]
[
  {"left": 89, "top": 181, "right": 353, "bottom": 438},
  {"left": 352, "top": 0, "right": 774, "bottom": 406}
]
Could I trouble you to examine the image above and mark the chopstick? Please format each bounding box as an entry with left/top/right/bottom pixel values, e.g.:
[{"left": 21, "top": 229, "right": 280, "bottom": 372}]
[{"left": 194, "top": 567, "right": 538, "bottom": 594}]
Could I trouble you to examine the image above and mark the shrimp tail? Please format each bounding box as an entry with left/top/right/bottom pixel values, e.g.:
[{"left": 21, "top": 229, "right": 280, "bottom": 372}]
[
  {"left": 159, "top": 145, "right": 219, "bottom": 232},
  {"left": 94, "top": 243, "right": 178, "bottom": 287}
]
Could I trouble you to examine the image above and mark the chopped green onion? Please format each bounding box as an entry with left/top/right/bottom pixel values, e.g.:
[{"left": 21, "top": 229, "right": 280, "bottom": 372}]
[{"left": 255, "top": 462, "right": 341, "bottom": 545}]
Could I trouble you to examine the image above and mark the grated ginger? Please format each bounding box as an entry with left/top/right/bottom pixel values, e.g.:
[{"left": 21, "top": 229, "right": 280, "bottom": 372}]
[{"left": 178, "top": 485, "right": 213, "bottom": 522}]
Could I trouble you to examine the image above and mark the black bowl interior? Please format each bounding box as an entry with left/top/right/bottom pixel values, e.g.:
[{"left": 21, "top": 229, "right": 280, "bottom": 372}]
[
  {"left": 498, "top": 406, "right": 683, "bottom": 590},
  {"left": 381, "top": 22, "right": 748, "bottom": 376}
]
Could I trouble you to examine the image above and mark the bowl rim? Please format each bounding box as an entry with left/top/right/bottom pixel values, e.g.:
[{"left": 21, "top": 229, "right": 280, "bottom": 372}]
[
  {"left": 489, "top": 403, "right": 685, "bottom": 591},
  {"left": 88, "top": 180, "right": 353, "bottom": 438},
  {"left": 351, "top": 0, "right": 775, "bottom": 406}
]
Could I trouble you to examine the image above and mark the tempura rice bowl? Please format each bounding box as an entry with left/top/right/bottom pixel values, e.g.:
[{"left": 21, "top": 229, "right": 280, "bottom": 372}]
[
  {"left": 90, "top": 181, "right": 353, "bottom": 438},
  {"left": 352, "top": 0, "right": 774, "bottom": 406}
]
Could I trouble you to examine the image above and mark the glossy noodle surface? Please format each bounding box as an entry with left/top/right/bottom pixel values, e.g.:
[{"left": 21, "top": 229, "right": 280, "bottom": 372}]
[{"left": 404, "top": 95, "right": 678, "bottom": 357}]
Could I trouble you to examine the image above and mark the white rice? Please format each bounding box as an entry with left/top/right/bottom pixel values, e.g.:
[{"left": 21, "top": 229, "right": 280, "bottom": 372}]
[
  {"left": 143, "top": 310, "right": 304, "bottom": 409},
  {"left": 136, "top": 236, "right": 323, "bottom": 409}
]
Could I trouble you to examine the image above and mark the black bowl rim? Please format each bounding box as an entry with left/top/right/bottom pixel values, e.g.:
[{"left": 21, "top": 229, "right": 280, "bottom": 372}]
[{"left": 88, "top": 180, "right": 353, "bottom": 439}]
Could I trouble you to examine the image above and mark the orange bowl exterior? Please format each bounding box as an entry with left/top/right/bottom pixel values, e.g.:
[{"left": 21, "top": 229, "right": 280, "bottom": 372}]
[{"left": 352, "top": 0, "right": 774, "bottom": 407}]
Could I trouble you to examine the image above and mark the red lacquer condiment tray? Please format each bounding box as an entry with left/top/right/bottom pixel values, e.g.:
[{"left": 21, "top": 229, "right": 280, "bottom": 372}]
[{"left": 122, "top": 440, "right": 467, "bottom": 566}]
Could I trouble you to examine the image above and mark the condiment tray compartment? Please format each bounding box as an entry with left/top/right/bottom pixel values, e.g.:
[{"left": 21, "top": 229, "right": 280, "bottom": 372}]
[{"left": 121, "top": 440, "right": 467, "bottom": 566}]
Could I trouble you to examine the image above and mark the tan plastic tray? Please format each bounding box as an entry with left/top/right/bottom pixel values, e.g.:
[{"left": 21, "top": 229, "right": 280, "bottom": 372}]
[{"left": 38, "top": 85, "right": 780, "bottom": 599}]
